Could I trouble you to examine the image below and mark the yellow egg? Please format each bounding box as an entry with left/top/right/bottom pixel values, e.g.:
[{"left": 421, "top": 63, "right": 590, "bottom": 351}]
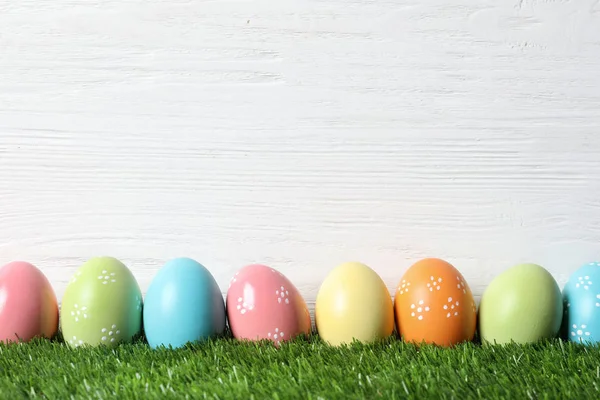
[{"left": 315, "top": 262, "right": 394, "bottom": 346}]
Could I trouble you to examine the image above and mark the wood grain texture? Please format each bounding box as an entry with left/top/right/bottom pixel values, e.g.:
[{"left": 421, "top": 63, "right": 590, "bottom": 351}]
[{"left": 1, "top": 0, "right": 600, "bottom": 310}]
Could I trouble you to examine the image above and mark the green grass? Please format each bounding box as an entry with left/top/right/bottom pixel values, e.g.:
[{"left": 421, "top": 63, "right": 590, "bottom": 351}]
[{"left": 1, "top": 332, "right": 600, "bottom": 399}]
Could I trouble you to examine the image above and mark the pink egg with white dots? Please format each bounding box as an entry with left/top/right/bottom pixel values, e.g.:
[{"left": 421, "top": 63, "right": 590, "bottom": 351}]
[{"left": 226, "top": 264, "right": 311, "bottom": 344}]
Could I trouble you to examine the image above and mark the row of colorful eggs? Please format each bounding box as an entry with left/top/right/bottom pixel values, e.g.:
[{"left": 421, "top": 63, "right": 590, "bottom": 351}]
[{"left": 0, "top": 256, "right": 597, "bottom": 348}]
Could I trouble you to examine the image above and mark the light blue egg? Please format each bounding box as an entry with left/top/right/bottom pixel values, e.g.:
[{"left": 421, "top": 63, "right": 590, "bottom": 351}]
[
  {"left": 143, "top": 257, "right": 226, "bottom": 349},
  {"left": 562, "top": 262, "right": 600, "bottom": 344}
]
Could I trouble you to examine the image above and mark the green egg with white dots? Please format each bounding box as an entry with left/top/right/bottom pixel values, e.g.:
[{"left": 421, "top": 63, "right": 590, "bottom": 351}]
[{"left": 60, "top": 257, "right": 143, "bottom": 348}]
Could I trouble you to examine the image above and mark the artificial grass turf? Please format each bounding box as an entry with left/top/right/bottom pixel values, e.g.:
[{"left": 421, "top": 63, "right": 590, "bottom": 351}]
[{"left": 1, "top": 333, "right": 599, "bottom": 399}]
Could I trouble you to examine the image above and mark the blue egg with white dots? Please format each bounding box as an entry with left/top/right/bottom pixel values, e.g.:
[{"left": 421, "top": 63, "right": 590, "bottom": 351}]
[
  {"left": 143, "top": 257, "right": 226, "bottom": 349},
  {"left": 562, "top": 262, "right": 600, "bottom": 344}
]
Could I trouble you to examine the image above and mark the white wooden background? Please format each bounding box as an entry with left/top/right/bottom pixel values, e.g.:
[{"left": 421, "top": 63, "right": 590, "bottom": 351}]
[{"left": 1, "top": 0, "right": 600, "bottom": 310}]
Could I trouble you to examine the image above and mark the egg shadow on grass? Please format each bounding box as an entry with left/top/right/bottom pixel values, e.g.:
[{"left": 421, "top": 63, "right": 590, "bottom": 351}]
[
  {"left": 51, "top": 329, "right": 64, "bottom": 344},
  {"left": 472, "top": 310, "right": 482, "bottom": 346}
]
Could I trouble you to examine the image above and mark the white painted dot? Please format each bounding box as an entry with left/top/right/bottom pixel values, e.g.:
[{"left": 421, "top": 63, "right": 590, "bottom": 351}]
[
  {"left": 116, "top": 330, "right": 120, "bottom": 334},
  {"left": 241, "top": 309, "right": 246, "bottom": 314},
  {"left": 102, "top": 282, "right": 107, "bottom": 285},
  {"left": 268, "top": 332, "right": 271, "bottom": 337},
  {"left": 573, "top": 324, "right": 577, "bottom": 329},
  {"left": 425, "top": 307, "right": 430, "bottom": 311},
  {"left": 83, "top": 314, "right": 87, "bottom": 319},
  {"left": 430, "top": 276, "right": 434, "bottom": 280},
  {"left": 102, "top": 328, "right": 107, "bottom": 333},
  {"left": 75, "top": 317, "right": 79, "bottom": 322},
  {"left": 111, "top": 279, "right": 116, "bottom": 283},
  {"left": 238, "top": 297, "right": 242, "bottom": 302},
  {"left": 285, "top": 298, "right": 289, "bottom": 304},
  {"left": 411, "top": 304, "right": 415, "bottom": 309},
  {"left": 71, "top": 311, "right": 75, "bottom": 316},
  {"left": 451, "top": 305, "right": 455, "bottom": 309},
  {"left": 280, "top": 332, "right": 284, "bottom": 337},
  {"left": 578, "top": 330, "right": 583, "bottom": 335},
  {"left": 243, "top": 302, "right": 247, "bottom": 307},
  {"left": 411, "top": 312, "right": 415, "bottom": 317},
  {"left": 446, "top": 313, "right": 451, "bottom": 318},
  {"left": 443, "top": 305, "right": 448, "bottom": 310},
  {"left": 111, "top": 338, "right": 115, "bottom": 342},
  {"left": 280, "top": 286, "right": 284, "bottom": 291},
  {"left": 109, "top": 331, "right": 113, "bottom": 336},
  {"left": 448, "top": 297, "right": 452, "bottom": 302},
  {"left": 437, "top": 287, "right": 441, "bottom": 290},
  {"left": 276, "top": 290, "right": 279, "bottom": 295},
  {"left": 457, "top": 284, "right": 461, "bottom": 289},
  {"left": 456, "top": 301, "right": 460, "bottom": 306},
  {"left": 454, "top": 312, "right": 458, "bottom": 316},
  {"left": 427, "top": 283, "right": 431, "bottom": 287},
  {"left": 102, "top": 336, "right": 107, "bottom": 341},
  {"left": 112, "top": 325, "right": 117, "bottom": 329},
  {"left": 285, "top": 291, "right": 289, "bottom": 295},
  {"left": 418, "top": 315, "right": 423, "bottom": 320},
  {"left": 585, "top": 286, "right": 589, "bottom": 290},
  {"left": 438, "top": 278, "right": 442, "bottom": 282},
  {"left": 582, "top": 324, "right": 587, "bottom": 329},
  {"left": 237, "top": 305, "right": 241, "bottom": 310},
  {"left": 571, "top": 332, "right": 576, "bottom": 336},
  {"left": 419, "top": 300, "right": 424, "bottom": 305},
  {"left": 585, "top": 276, "right": 590, "bottom": 280},
  {"left": 417, "top": 307, "right": 422, "bottom": 312},
  {"left": 278, "top": 298, "right": 282, "bottom": 304}
]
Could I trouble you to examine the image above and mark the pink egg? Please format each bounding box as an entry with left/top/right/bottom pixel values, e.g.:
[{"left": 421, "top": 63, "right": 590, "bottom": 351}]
[
  {"left": 0, "top": 261, "right": 59, "bottom": 343},
  {"left": 226, "top": 264, "right": 311, "bottom": 345}
]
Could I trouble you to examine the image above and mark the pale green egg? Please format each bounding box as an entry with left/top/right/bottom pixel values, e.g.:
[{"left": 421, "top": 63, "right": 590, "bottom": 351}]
[
  {"left": 60, "top": 257, "right": 143, "bottom": 348},
  {"left": 478, "top": 263, "right": 563, "bottom": 345}
]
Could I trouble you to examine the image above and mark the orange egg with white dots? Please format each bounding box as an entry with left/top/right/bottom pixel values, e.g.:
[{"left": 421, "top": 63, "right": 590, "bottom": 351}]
[{"left": 394, "top": 258, "right": 477, "bottom": 347}]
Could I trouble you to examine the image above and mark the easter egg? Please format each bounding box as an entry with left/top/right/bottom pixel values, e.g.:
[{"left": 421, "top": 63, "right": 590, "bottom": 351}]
[
  {"left": 561, "top": 262, "right": 600, "bottom": 344},
  {"left": 143, "top": 257, "right": 226, "bottom": 349},
  {"left": 60, "top": 257, "right": 143, "bottom": 348},
  {"left": 479, "top": 263, "right": 562, "bottom": 345},
  {"left": 315, "top": 262, "right": 394, "bottom": 346},
  {"left": 0, "top": 261, "right": 59, "bottom": 343},
  {"left": 394, "top": 258, "right": 477, "bottom": 347},
  {"left": 226, "top": 264, "right": 311, "bottom": 345}
]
